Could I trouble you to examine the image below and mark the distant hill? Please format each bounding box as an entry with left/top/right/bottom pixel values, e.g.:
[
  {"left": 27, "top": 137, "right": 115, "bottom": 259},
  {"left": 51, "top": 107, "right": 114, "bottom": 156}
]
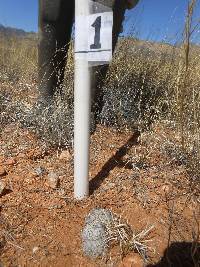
[
  {"left": 117, "top": 37, "right": 200, "bottom": 61},
  {"left": 0, "top": 23, "right": 199, "bottom": 58},
  {"left": 0, "top": 24, "right": 36, "bottom": 38}
]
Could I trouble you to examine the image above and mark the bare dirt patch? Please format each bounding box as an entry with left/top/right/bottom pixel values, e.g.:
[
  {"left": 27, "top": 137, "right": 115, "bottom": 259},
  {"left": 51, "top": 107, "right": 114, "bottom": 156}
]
[{"left": 0, "top": 123, "right": 199, "bottom": 267}]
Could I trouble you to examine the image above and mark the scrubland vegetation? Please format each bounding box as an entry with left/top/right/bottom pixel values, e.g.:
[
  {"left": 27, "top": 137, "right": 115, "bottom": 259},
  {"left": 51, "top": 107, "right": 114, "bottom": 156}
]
[{"left": 0, "top": 17, "right": 199, "bottom": 183}]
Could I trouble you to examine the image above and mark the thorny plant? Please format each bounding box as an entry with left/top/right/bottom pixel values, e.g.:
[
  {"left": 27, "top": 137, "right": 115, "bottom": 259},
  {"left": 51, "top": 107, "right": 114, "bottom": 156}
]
[{"left": 103, "top": 212, "right": 154, "bottom": 262}]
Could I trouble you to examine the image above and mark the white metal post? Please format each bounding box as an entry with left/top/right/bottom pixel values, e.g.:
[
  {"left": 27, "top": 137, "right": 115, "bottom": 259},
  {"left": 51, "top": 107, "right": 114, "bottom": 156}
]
[{"left": 74, "top": 0, "right": 91, "bottom": 199}]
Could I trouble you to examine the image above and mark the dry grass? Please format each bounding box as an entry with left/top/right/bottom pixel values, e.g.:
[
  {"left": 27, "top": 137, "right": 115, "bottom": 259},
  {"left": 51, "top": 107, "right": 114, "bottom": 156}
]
[
  {"left": 104, "top": 212, "right": 154, "bottom": 261},
  {"left": 0, "top": 30, "right": 199, "bottom": 168},
  {"left": 0, "top": 1, "right": 199, "bottom": 182},
  {"left": 0, "top": 34, "right": 37, "bottom": 84}
]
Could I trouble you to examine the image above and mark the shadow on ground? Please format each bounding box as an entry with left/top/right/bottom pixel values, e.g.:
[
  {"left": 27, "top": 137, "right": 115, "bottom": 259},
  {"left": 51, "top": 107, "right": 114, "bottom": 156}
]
[
  {"left": 148, "top": 241, "right": 200, "bottom": 267},
  {"left": 89, "top": 130, "right": 140, "bottom": 194}
]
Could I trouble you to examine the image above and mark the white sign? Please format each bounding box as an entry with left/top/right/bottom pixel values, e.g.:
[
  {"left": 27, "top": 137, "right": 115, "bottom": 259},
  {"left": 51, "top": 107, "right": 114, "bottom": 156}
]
[{"left": 75, "top": 12, "right": 113, "bottom": 63}]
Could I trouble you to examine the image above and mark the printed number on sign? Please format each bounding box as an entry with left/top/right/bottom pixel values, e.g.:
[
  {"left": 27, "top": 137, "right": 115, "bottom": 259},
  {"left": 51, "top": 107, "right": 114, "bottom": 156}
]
[{"left": 90, "top": 16, "right": 102, "bottom": 49}]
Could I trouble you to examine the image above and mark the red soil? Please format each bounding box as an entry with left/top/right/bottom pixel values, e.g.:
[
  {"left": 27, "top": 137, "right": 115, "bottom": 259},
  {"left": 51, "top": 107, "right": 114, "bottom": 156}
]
[{"left": 0, "top": 123, "right": 199, "bottom": 267}]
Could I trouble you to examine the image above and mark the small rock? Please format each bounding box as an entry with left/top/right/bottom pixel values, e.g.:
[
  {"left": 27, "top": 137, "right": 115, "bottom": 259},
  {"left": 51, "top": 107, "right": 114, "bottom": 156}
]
[
  {"left": 119, "top": 253, "right": 144, "bottom": 267},
  {"left": 17, "top": 153, "right": 26, "bottom": 159},
  {"left": 101, "top": 182, "right": 115, "bottom": 192},
  {"left": 162, "top": 184, "right": 170, "bottom": 193},
  {"left": 47, "top": 172, "right": 60, "bottom": 189},
  {"left": 0, "top": 167, "right": 7, "bottom": 177},
  {"left": 58, "top": 188, "right": 66, "bottom": 196},
  {"left": 59, "top": 150, "right": 71, "bottom": 160},
  {"left": 48, "top": 204, "right": 62, "bottom": 210},
  {"left": 25, "top": 175, "right": 35, "bottom": 185},
  {"left": 32, "top": 246, "right": 39, "bottom": 254},
  {"left": 4, "top": 158, "right": 16, "bottom": 166},
  {"left": 0, "top": 156, "right": 4, "bottom": 164},
  {"left": 35, "top": 166, "right": 46, "bottom": 177},
  {"left": 0, "top": 181, "right": 6, "bottom": 195}
]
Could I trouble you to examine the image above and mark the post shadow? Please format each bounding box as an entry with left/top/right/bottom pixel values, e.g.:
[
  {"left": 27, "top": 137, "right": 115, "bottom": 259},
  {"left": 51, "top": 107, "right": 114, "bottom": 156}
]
[
  {"left": 89, "top": 130, "right": 140, "bottom": 194},
  {"left": 147, "top": 241, "right": 200, "bottom": 267}
]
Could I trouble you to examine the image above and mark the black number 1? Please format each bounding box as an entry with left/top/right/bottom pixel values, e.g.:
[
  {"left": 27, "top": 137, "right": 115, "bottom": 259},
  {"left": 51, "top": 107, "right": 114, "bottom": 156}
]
[{"left": 90, "top": 16, "right": 102, "bottom": 49}]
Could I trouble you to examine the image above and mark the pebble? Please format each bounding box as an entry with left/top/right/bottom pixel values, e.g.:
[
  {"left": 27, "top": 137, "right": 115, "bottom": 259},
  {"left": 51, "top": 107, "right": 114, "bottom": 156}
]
[
  {"left": 0, "top": 181, "right": 6, "bottom": 195},
  {"left": 0, "top": 156, "right": 4, "bottom": 164},
  {"left": 58, "top": 188, "right": 66, "bottom": 196},
  {"left": 17, "top": 153, "right": 26, "bottom": 159},
  {"left": 101, "top": 182, "right": 115, "bottom": 192},
  {"left": 162, "top": 184, "right": 170, "bottom": 193},
  {"left": 35, "top": 166, "right": 46, "bottom": 177},
  {"left": 59, "top": 150, "right": 71, "bottom": 160},
  {"left": 32, "top": 246, "right": 39, "bottom": 254},
  {"left": 0, "top": 167, "right": 7, "bottom": 177},
  {"left": 119, "top": 253, "right": 144, "bottom": 267},
  {"left": 47, "top": 172, "right": 60, "bottom": 189},
  {"left": 4, "top": 158, "right": 16, "bottom": 166}
]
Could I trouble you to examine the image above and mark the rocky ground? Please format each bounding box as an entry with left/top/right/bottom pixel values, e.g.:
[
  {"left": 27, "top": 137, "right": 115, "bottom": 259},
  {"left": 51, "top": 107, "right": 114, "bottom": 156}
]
[{"left": 0, "top": 117, "right": 199, "bottom": 266}]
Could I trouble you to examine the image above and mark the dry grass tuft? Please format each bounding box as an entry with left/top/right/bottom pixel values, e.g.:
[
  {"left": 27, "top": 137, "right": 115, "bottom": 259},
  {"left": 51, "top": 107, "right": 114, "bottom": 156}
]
[{"left": 104, "top": 212, "right": 154, "bottom": 261}]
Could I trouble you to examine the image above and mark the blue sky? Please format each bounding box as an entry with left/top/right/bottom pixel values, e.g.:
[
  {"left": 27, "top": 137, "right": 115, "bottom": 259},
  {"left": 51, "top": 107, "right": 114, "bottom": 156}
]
[
  {"left": 0, "top": 0, "right": 199, "bottom": 43},
  {"left": 125, "top": 0, "right": 200, "bottom": 44}
]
